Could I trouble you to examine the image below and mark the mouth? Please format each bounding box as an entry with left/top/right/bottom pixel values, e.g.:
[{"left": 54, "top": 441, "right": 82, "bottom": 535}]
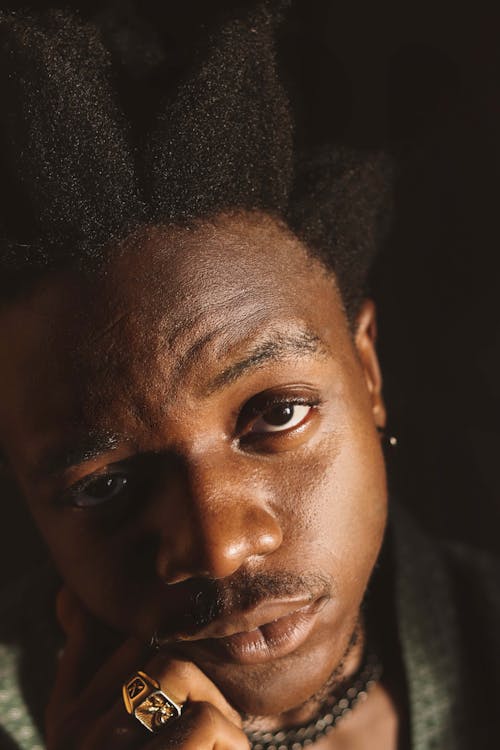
[{"left": 157, "top": 595, "right": 330, "bottom": 666}]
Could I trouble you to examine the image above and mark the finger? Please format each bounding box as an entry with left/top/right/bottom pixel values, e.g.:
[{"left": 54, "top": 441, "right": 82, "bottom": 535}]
[
  {"left": 83, "top": 701, "right": 249, "bottom": 750},
  {"left": 52, "top": 587, "right": 135, "bottom": 699},
  {"left": 150, "top": 655, "right": 242, "bottom": 727},
  {"left": 50, "top": 590, "right": 95, "bottom": 705},
  {"left": 53, "top": 635, "right": 148, "bottom": 725},
  {"left": 46, "top": 636, "right": 148, "bottom": 750}
]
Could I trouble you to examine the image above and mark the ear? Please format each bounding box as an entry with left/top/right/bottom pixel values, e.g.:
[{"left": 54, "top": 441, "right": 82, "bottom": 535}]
[{"left": 354, "top": 299, "right": 386, "bottom": 429}]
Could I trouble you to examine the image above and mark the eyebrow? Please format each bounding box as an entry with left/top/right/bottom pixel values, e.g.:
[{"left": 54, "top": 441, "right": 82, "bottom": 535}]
[
  {"left": 204, "top": 329, "right": 328, "bottom": 395},
  {"left": 31, "top": 431, "right": 124, "bottom": 481}
]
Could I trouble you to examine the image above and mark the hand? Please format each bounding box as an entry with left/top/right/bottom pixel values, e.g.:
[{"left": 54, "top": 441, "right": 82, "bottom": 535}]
[{"left": 45, "top": 587, "right": 250, "bottom": 750}]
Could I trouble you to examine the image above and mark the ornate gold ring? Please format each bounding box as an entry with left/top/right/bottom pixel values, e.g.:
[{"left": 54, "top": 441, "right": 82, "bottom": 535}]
[{"left": 122, "top": 670, "right": 182, "bottom": 733}]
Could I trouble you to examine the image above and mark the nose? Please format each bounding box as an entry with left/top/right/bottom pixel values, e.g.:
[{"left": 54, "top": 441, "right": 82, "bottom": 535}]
[{"left": 155, "top": 454, "right": 283, "bottom": 583}]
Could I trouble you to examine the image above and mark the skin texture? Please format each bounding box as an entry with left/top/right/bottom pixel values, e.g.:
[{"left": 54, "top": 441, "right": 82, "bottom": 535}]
[{"left": 0, "top": 213, "right": 391, "bottom": 745}]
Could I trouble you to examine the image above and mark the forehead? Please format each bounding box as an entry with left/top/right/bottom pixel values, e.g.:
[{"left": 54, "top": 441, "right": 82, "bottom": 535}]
[
  {"left": 101, "top": 214, "right": 335, "bottom": 332},
  {"left": 11, "top": 213, "right": 342, "bottom": 367}
]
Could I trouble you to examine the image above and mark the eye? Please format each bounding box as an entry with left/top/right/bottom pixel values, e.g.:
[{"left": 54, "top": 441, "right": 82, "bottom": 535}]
[
  {"left": 250, "top": 403, "right": 313, "bottom": 434},
  {"left": 66, "top": 473, "right": 130, "bottom": 509}
]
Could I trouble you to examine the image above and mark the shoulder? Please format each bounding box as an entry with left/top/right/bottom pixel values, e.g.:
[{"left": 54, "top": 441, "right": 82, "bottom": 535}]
[
  {"left": 388, "top": 502, "right": 500, "bottom": 748},
  {"left": 392, "top": 502, "right": 500, "bottom": 661},
  {"left": 441, "top": 539, "right": 500, "bottom": 668}
]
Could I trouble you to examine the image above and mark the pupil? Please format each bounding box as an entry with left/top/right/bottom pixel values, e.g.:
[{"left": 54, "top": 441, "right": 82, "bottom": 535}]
[{"left": 265, "top": 404, "right": 294, "bottom": 426}]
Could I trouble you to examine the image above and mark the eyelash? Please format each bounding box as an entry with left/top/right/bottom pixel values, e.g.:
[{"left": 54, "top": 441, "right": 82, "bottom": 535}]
[{"left": 61, "top": 391, "right": 322, "bottom": 509}]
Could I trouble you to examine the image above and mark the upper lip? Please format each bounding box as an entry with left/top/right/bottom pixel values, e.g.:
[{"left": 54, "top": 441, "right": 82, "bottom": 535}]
[{"left": 159, "top": 597, "right": 317, "bottom": 645}]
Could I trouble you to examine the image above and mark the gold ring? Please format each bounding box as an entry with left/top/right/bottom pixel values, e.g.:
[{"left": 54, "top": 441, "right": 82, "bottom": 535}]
[{"left": 122, "top": 670, "right": 183, "bottom": 733}]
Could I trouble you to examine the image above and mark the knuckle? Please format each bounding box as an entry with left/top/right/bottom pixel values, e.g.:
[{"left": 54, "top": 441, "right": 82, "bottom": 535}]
[
  {"left": 158, "top": 656, "right": 199, "bottom": 683},
  {"left": 188, "top": 699, "right": 219, "bottom": 726}
]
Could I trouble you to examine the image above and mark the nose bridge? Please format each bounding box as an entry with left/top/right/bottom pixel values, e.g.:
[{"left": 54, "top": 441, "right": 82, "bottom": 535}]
[{"left": 157, "top": 450, "right": 283, "bottom": 583}]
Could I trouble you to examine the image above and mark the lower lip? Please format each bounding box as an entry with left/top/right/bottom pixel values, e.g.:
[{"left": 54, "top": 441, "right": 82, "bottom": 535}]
[{"left": 182, "top": 597, "right": 329, "bottom": 666}]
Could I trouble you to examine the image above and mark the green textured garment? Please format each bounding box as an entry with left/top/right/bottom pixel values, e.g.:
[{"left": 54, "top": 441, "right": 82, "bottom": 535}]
[{"left": 0, "top": 503, "right": 499, "bottom": 749}]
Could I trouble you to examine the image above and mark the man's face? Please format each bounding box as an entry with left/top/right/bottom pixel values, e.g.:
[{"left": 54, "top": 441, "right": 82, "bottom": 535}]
[{"left": 0, "top": 214, "right": 387, "bottom": 717}]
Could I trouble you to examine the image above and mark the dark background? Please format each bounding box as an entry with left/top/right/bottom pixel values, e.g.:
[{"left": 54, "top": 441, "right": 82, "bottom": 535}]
[{"left": 1, "top": 0, "right": 499, "bottom": 586}]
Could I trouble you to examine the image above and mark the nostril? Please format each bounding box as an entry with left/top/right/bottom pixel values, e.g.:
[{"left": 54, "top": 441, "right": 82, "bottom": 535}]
[
  {"left": 202, "top": 505, "right": 283, "bottom": 577},
  {"left": 155, "top": 508, "right": 282, "bottom": 583},
  {"left": 256, "top": 506, "right": 283, "bottom": 552}
]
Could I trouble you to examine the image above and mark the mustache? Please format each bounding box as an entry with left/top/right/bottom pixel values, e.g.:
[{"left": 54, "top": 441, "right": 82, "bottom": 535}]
[{"left": 154, "top": 570, "right": 333, "bottom": 640}]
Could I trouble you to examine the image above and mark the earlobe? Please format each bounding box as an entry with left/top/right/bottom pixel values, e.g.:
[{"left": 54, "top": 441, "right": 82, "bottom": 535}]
[{"left": 354, "top": 299, "right": 386, "bottom": 429}]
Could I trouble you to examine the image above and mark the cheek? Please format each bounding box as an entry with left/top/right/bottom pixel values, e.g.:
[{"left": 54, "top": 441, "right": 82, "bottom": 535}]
[
  {"left": 272, "top": 420, "right": 387, "bottom": 603},
  {"left": 25, "top": 499, "right": 158, "bottom": 632}
]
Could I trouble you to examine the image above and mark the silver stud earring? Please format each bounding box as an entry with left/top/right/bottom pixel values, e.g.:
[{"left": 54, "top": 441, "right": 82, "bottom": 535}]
[{"left": 377, "top": 426, "right": 398, "bottom": 449}]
